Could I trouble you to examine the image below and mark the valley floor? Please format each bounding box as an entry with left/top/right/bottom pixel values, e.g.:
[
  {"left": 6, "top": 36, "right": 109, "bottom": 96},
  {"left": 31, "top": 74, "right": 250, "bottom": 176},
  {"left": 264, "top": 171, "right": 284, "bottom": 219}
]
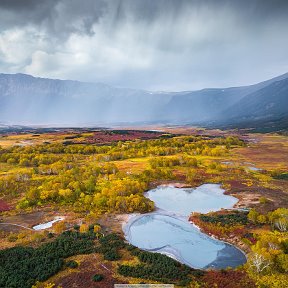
[{"left": 0, "top": 127, "right": 287, "bottom": 288}]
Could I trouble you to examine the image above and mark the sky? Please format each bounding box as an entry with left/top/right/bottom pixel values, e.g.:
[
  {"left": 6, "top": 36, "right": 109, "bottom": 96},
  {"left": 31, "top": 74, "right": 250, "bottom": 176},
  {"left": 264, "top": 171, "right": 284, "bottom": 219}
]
[{"left": 0, "top": 0, "right": 288, "bottom": 91}]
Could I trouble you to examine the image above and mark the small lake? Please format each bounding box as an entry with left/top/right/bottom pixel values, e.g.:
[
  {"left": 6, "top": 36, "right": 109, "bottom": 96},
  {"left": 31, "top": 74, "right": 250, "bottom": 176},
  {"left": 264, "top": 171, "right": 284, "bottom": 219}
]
[
  {"left": 124, "top": 184, "right": 246, "bottom": 269},
  {"left": 146, "top": 184, "right": 238, "bottom": 216}
]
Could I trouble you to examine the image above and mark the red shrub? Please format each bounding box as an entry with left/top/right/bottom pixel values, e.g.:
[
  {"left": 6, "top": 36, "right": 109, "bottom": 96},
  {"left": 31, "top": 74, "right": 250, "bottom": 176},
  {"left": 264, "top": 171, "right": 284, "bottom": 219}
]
[
  {"left": 0, "top": 199, "right": 11, "bottom": 212},
  {"left": 203, "top": 270, "right": 256, "bottom": 288}
]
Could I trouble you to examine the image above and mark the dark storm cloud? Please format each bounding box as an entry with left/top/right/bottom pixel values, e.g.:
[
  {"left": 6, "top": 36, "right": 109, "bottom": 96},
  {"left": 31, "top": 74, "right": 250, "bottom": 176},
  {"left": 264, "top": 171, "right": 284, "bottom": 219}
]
[
  {"left": 0, "top": 1, "right": 58, "bottom": 29},
  {"left": 0, "top": 0, "right": 107, "bottom": 36},
  {"left": 0, "top": 0, "right": 288, "bottom": 90},
  {"left": 0, "top": 0, "right": 48, "bottom": 10},
  {"left": 1, "top": 0, "right": 288, "bottom": 37}
]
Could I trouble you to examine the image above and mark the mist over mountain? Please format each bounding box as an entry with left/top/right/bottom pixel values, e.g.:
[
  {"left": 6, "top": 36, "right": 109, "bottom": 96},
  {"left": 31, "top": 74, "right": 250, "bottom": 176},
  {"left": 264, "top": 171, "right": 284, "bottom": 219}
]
[
  {"left": 0, "top": 72, "right": 287, "bottom": 129},
  {"left": 0, "top": 73, "right": 169, "bottom": 125}
]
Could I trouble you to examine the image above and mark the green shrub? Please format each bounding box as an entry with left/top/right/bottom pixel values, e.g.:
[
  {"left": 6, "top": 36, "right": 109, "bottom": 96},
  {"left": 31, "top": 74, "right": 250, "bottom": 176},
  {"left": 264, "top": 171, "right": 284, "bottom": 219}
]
[
  {"left": 66, "top": 260, "right": 78, "bottom": 268},
  {"left": 73, "top": 224, "right": 80, "bottom": 231},
  {"left": 92, "top": 274, "right": 104, "bottom": 282},
  {"left": 104, "top": 249, "right": 120, "bottom": 261},
  {"left": 98, "top": 233, "right": 124, "bottom": 261},
  {"left": 199, "top": 212, "right": 248, "bottom": 226},
  {"left": 118, "top": 250, "right": 197, "bottom": 285}
]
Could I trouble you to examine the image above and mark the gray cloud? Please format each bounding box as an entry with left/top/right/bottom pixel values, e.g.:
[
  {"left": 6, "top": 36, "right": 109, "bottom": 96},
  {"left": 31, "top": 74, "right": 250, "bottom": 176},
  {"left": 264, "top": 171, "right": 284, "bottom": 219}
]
[{"left": 0, "top": 0, "right": 288, "bottom": 90}]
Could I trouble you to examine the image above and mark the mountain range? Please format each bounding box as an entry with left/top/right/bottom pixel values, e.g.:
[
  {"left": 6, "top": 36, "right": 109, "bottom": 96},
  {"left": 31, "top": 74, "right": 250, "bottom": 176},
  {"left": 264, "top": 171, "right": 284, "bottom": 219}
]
[{"left": 0, "top": 72, "right": 287, "bottom": 131}]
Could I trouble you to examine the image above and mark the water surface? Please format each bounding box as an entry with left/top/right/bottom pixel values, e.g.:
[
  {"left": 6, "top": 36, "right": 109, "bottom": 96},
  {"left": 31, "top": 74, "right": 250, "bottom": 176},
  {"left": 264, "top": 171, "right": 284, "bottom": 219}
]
[
  {"left": 146, "top": 183, "right": 238, "bottom": 216},
  {"left": 124, "top": 184, "right": 246, "bottom": 269}
]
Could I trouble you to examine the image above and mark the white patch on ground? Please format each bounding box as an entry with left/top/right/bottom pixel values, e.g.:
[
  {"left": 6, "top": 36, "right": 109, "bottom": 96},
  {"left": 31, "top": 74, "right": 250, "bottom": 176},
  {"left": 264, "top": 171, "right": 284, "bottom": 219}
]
[{"left": 32, "top": 216, "right": 65, "bottom": 230}]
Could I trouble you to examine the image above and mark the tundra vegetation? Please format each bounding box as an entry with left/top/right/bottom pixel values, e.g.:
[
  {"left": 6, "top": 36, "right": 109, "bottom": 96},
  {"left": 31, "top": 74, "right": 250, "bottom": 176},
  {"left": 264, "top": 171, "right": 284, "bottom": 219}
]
[{"left": 0, "top": 130, "right": 287, "bottom": 287}]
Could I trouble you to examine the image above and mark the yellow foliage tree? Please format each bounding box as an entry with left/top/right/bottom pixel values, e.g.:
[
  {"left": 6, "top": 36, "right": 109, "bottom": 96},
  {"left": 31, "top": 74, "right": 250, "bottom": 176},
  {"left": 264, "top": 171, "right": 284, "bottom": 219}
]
[
  {"left": 93, "top": 224, "right": 101, "bottom": 233},
  {"left": 79, "top": 223, "right": 89, "bottom": 233},
  {"left": 53, "top": 221, "right": 66, "bottom": 234}
]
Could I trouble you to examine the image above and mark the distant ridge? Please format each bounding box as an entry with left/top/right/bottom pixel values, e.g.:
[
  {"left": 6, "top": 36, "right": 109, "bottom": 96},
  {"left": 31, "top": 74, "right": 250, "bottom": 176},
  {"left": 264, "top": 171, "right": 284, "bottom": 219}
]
[{"left": 0, "top": 72, "right": 287, "bottom": 131}]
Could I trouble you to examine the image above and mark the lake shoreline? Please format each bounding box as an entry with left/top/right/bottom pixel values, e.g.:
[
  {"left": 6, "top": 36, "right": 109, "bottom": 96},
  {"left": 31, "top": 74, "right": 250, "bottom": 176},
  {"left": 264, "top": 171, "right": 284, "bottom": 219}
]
[
  {"left": 122, "top": 211, "right": 202, "bottom": 269},
  {"left": 122, "top": 183, "right": 247, "bottom": 270},
  {"left": 189, "top": 217, "right": 250, "bottom": 254},
  {"left": 149, "top": 181, "right": 252, "bottom": 211}
]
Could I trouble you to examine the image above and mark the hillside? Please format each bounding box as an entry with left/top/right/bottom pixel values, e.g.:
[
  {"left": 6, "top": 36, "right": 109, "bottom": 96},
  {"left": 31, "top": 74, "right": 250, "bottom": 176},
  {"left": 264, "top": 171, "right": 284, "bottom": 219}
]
[{"left": 0, "top": 72, "right": 287, "bottom": 129}]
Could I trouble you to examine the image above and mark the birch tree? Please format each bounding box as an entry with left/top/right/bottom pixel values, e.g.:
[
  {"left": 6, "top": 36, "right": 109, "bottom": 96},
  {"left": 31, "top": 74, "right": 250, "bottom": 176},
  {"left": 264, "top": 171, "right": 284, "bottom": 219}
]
[{"left": 249, "top": 252, "right": 271, "bottom": 273}]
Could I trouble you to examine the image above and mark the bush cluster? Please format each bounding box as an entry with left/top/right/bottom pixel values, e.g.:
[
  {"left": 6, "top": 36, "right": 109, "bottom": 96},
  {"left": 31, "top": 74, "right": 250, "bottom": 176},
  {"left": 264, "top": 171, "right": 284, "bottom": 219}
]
[
  {"left": 0, "top": 231, "right": 95, "bottom": 288},
  {"left": 199, "top": 211, "right": 248, "bottom": 226},
  {"left": 118, "top": 246, "right": 201, "bottom": 286},
  {"left": 97, "top": 233, "right": 124, "bottom": 261},
  {"left": 92, "top": 274, "right": 104, "bottom": 282}
]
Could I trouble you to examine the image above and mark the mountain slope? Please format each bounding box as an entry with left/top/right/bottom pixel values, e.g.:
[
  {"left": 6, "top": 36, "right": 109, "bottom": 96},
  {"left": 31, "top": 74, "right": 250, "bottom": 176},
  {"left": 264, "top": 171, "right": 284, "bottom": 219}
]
[
  {"left": 0, "top": 73, "right": 171, "bottom": 124},
  {"left": 223, "top": 78, "right": 288, "bottom": 121},
  {"left": 163, "top": 72, "right": 288, "bottom": 123},
  {"left": 0, "top": 72, "right": 287, "bottom": 128}
]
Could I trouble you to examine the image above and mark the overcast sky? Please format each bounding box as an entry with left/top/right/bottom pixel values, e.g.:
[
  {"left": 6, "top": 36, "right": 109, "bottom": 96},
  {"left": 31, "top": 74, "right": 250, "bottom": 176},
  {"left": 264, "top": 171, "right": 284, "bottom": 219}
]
[{"left": 0, "top": 0, "right": 288, "bottom": 91}]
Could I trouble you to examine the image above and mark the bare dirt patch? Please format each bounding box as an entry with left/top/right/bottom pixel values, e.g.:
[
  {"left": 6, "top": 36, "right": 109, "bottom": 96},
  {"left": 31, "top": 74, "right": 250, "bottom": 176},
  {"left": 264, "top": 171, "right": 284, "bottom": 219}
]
[
  {"left": 97, "top": 214, "right": 128, "bottom": 235},
  {"left": 226, "top": 180, "right": 288, "bottom": 212},
  {"left": 0, "top": 211, "right": 45, "bottom": 231},
  {"left": 234, "top": 134, "right": 288, "bottom": 170},
  {"left": 0, "top": 210, "right": 73, "bottom": 233},
  {"left": 53, "top": 254, "right": 124, "bottom": 288}
]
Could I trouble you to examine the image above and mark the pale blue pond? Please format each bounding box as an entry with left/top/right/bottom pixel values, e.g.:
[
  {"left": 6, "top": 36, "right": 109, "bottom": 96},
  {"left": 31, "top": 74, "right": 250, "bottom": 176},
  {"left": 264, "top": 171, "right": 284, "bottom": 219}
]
[
  {"left": 124, "top": 184, "right": 246, "bottom": 269},
  {"left": 146, "top": 184, "right": 238, "bottom": 216},
  {"left": 247, "top": 166, "right": 262, "bottom": 171}
]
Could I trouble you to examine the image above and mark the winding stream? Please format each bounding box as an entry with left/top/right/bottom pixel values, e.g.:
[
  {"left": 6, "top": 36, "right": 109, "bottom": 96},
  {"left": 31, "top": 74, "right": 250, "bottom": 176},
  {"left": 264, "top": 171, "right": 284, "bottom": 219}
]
[{"left": 124, "top": 184, "right": 246, "bottom": 269}]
